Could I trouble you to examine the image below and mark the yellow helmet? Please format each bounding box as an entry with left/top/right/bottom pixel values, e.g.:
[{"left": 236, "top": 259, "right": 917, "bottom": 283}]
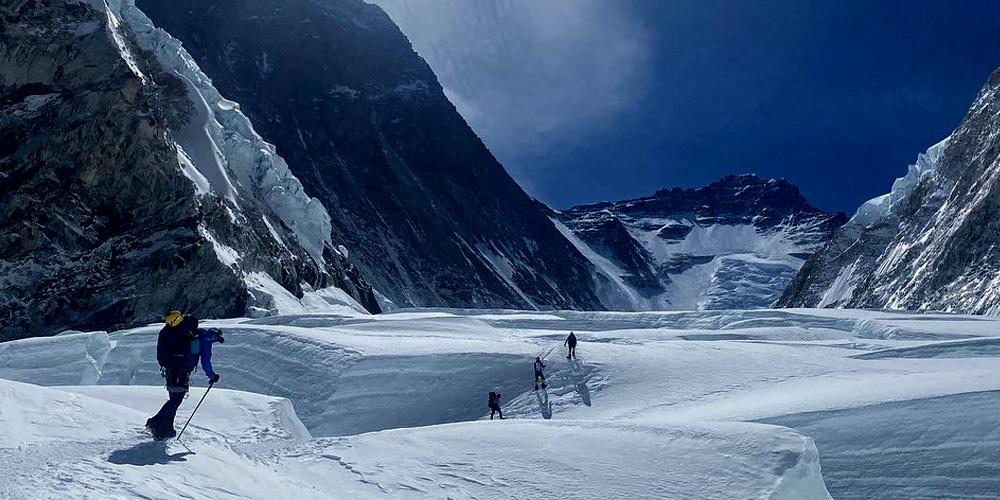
[{"left": 164, "top": 310, "right": 184, "bottom": 327}]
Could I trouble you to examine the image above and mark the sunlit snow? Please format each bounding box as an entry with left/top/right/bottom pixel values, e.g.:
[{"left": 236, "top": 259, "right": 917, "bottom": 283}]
[{"left": 3, "top": 307, "right": 1000, "bottom": 498}]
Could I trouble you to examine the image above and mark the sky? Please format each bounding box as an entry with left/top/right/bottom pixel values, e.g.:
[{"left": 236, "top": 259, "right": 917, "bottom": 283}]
[{"left": 372, "top": 0, "right": 1000, "bottom": 213}]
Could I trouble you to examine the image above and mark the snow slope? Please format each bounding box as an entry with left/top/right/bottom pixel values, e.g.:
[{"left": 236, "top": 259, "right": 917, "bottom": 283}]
[
  {"left": 0, "top": 380, "right": 331, "bottom": 500},
  {"left": 763, "top": 391, "right": 1000, "bottom": 500},
  {"left": 290, "top": 421, "right": 827, "bottom": 500},
  {"left": 4, "top": 308, "right": 1000, "bottom": 498}
]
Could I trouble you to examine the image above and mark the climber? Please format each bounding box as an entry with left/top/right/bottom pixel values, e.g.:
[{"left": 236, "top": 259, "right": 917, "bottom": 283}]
[
  {"left": 488, "top": 391, "right": 504, "bottom": 420},
  {"left": 145, "top": 310, "right": 224, "bottom": 440},
  {"left": 565, "top": 331, "right": 577, "bottom": 359},
  {"left": 534, "top": 356, "right": 547, "bottom": 390}
]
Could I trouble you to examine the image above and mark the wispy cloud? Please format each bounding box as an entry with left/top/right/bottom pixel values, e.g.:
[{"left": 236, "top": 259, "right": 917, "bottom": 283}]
[{"left": 370, "top": 0, "right": 653, "bottom": 190}]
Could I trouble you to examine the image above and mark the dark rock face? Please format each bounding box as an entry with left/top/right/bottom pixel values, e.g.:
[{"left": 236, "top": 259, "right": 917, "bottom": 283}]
[
  {"left": 778, "top": 66, "right": 1000, "bottom": 313},
  {"left": 135, "top": 0, "right": 604, "bottom": 311},
  {"left": 555, "top": 207, "right": 663, "bottom": 296},
  {"left": 605, "top": 174, "right": 842, "bottom": 227},
  {"left": 559, "top": 175, "right": 846, "bottom": 310},
  {"left": 0, "top": 0, "right": 375, "bottom": 340}
]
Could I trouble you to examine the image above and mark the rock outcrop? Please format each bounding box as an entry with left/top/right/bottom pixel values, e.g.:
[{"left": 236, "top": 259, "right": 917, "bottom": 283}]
[
  {"left": 0, "top": 0, "right": 376, "bottom": 340},
  {"left": 778, "top": 66, "right": 1000, "bottom": 314},
  {"left": 135, "top": 0, "right": 604, "bottom": 311}
]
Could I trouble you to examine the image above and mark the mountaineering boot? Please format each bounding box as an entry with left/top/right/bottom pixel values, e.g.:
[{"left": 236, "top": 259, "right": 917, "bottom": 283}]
[
  {"left": 145, "top": 416, "right": 176, "bottom": 441},
  {"left": 145, "top": 419, "right": 157, "bottom": 440},
  {"left": 147, "top": 425, "right": 166, "bottom": 441}
]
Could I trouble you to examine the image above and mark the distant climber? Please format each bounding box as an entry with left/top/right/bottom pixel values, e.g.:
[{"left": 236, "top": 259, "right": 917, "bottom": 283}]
[
  {"left": 534, "top": 356, "right": 547, "bottom": 390},
  {"left": 565, "top": 332, "right": 577, "bottom": 359},
  {"left": 146, "top": 310, "right": 224, "bottom": 440},
  {"left": 488, "top": 391, "right": 504, "bottom": 420}
]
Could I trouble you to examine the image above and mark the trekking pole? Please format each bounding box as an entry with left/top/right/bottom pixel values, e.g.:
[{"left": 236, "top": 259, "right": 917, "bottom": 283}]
[
  {"left": 177, "top": 382, "right": 214, "bottom": 441},
  {"left": 539, "top": 344, "right": 556, "bottom": 360}
]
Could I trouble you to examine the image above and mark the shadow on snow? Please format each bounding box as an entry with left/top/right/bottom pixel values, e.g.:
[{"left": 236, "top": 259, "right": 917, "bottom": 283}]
[{"left": 107, "top": 441, "right": 194, "bottom": 466}]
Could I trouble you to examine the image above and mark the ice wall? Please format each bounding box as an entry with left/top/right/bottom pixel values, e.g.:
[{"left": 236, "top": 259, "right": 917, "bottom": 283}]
[
  {"left": 102, "top": 0, "right": 334, "bottom": 264},
  {"left": 849, "top": 137, "right": 951, "bottom": 228}
]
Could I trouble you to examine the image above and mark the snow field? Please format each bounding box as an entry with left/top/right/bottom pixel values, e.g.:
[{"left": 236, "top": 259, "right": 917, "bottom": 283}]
[
  {"left": 0, "top": 377, "right": 829, "bottom": 499},
  {"left": 3, "top": 307, "right": 1000, "bottom": 498}
]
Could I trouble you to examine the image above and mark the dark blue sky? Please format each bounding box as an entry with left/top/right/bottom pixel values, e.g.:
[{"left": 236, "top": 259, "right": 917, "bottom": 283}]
[{"left": 378, "top": 0, "right": 1000, "bottom": 213}]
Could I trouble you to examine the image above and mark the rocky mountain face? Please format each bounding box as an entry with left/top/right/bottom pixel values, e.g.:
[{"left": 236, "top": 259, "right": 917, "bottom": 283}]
[
  {"left": 0, "top": 0, "right": 376, "bottom": 341},
  {"left": 777, "top": 66, "right": 1000, "bottom": 314},
  {"left": 134, "top": 0, "right": 604, "bottom": 312},
  {"left": 557, "top": 175, "right": 847, "bottom": 310}
]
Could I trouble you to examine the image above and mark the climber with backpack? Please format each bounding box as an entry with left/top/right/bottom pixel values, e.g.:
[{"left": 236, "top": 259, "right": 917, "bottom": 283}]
[
  {"left": 145, "top": 310, "right": 224, "bottom": 441},
  {"left": 488, "top": 391, "right": 504, "bottom": 420},
  {"left": 534, "top": 356, "right": 547, "bottom": 390},
  {"left": 565, "top": 331, "right": 577, "bottom": 359}
]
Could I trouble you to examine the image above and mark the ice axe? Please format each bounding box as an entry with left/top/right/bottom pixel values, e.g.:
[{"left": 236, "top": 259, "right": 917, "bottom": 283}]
[{"left": 177, "top": 381, "right": 214, "bottom": 441}]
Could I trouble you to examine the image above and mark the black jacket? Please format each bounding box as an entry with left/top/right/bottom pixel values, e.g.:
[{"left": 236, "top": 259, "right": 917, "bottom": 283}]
[
  {"left": 157, "top": 316, "right": 199, "bottom": 369},
  {"left": 565, "top": 333, "right": 577, "bottom": 347}
]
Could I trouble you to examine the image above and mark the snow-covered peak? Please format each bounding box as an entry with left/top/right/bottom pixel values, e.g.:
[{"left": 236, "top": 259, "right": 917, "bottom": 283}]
[{"left": 559, "top": 176, "right": 845, "bottom": 311}]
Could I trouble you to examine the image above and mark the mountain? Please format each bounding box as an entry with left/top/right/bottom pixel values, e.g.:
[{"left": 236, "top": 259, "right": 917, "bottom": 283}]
[
  {"left": 0, "top": 0, "right": 376, "bottom": 340},
  {"left": 133, "top": 0, "right": 604, "bottom": 312},
  {"left": 777, "top": 66, "right": 1000, "bottom": 314},
  {"left": 556, "top": 174, "right": 847, "bottom": 310}
]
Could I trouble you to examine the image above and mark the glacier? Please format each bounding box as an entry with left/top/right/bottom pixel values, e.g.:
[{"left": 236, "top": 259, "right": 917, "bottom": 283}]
[{"left": 5, "top": 308, "right": 1000, "bottom": 497}]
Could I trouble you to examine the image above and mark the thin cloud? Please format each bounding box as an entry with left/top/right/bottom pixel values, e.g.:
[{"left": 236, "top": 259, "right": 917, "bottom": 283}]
[{"left": 370, "top": 0, "right": 653, "bottom": 190}]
